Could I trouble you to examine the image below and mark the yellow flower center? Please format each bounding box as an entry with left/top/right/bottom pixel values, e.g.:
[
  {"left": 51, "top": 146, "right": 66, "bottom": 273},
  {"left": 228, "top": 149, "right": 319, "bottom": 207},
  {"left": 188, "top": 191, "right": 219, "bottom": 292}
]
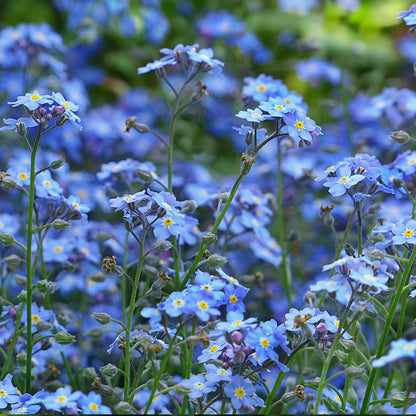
[
  {"left": 54, "top": 245, "right": 63, "bottom": 253},
  {"left": 232, "top": 320, "right": 242, "bottom": 326},
  {"left": 194, "top": 381, "right": 205, "bottom": 389},
  {"left": 409, "top": 158, "right": 416, "bottom": 164},
  {"left": 124, "top": 195, "right": 134, "bottom": 201},
  {"left": 31, "top": 94, "right": 41, "bottom": 100},
  {"left": 235, "top": 387, "right": 246, "bottom": 398},
  {"left": 405, "top": 344, "right": 415, "bottom": 351},
  {"left": 210, "top": 345, "right": 219, "bottom": 353},
  {"left": 0, "top": 389, "right": 6, "bottom": 397},
  {"left": 18, "top": 172, "right": 28, "bottom": 180},
  {"left": 57, "top": 396, "right": 67, "bottom": 403},
  {"left": 89, "top": 403, "right": 99, "bottom": 412},
  {"left": 326, "top": 165, "right": 335, "bottom": 171},
  {"left": 63, "top": 102, "right": 70, "bottom": 110},
  {"left": 260, "top": 338, "right": 269, "bottom": 348},
  {"left": 198, "top": 301, "right": 208, "bottom": 310},
  {"left": 202, "top": 284, "right": 211, "bottom": 291},
  {"left": 404, "top": 229, "right": 414, "bottom": 237},
  {"left": 163, "top": 217, "right": 173, "bottom": 226},
  {"left": 32, "top": 314, "right": 40, "bottom": 323},
  {"left": 257, "top": 84, "right": 267, "bottom": 92},
  {"left": 295, "top": 121, "right": 304, "bottom": 130},
  {"left": 275, "top": 105, "right": 285, "bottom": 111},
  {"left": 43, "top": 180, "right": 51, "bottom": 188},
  {"left": 229, "top": 294, "right": 238, "bottom": 304},
  {"left": 284, "top": 98, "right": 291, "bottom": 104},
  {"left": 339, "top": 177, "right": 349, "bottom": 184},
  {"left": 173, "top": 299, "right": 184, "bottom": 307},
  {"left": 81, "top": 247, "right": 90, "bottom": 255}
]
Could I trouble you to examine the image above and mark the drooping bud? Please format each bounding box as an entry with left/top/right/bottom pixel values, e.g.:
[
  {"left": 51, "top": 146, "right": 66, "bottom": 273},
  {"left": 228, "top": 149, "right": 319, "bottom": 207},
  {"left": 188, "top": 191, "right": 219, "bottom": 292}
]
[
  {"left": 390, "top": 130, "right": 410, "bottom": 144},
  {"left": 207, "top": 253, "right": 228, "bottom": 268},
  {"left": 101, "top": 363, "right": 118, "bottom": 377},
  {"left": 55, "top": 330, "right": 76, "bottom": 345},
  {"left": 50, "top": 159, "right": 65, "bottom": 170},
  {"left": 92, "top": 312, "right": 111, "bottom": 325}
]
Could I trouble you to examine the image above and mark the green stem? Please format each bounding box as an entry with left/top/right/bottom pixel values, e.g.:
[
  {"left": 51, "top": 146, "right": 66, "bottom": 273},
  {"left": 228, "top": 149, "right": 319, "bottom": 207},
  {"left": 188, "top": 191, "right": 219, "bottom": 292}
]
[
  {"left": 342, "top": 321, "right": 357, "bottom": 412},
  {"left": 277, "top": 139, "right": 292, "bottom": 306},
  {"left": 360, "top": 245, "right": 416, "bottom": 414},
  {"left": 25, "top": 123, "right": 42, "bottom": 393},
  {"left": 124, "top": 228, "right": 148, "bottom": 402},
  {"left": 143, "top": 325, "right": 183, "bottom": 414},
  {"left": 1, "top": 306, "right": 24, "bottom": 378},
  {"left": 178, "top": 174, "right": 244, "bottom": 290}
]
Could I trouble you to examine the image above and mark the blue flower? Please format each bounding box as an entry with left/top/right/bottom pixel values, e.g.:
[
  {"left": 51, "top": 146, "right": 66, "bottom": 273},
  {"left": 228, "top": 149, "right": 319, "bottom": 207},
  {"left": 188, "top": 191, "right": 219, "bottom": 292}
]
[
  {"left": 180, "top": 374, "right": 216, "bottom": 399},
  {"left": 235, "top": 107, "right": 271, "bottom": 123},
  {"left": 224, "top": 375, "right": 256, "bottom": 410},
  {"left": 223, "top": 284, "right": 247, "bottom": 313},
  {"left": 216, "top": 311, "right": 257, "bottom": 332},
  {"left": 164, "top": 291, "right": 191, "bottom": 318},
  {"left": 138, "top": 57, "right": 177, "bottom": 74},
  {"left": 0, "top": 117, "right": 38, "bottom": 132},
  {"left": 205, "top": 363, "right": 231, "bottom": 383},
  {"left": 322, "top": 164, "right": 365, "bottom": 197},
  {"left": 372, "top": 339, "right": 416, "bottom": 367},
  {"left": 42, "top": 386, "right": 81, "bottom": 412},
  {"left": 187, "top": 47, "right": 225, "bottom": 74},
  {"left": 392, "top": 218, "right": 416, "bottom": 245},
  {"left": 398, "top": 5, "right": 416, "bottom": 26},
  {"left": 79, "top": 391, "right": 111, "bottom": 414},
  {"left": 259, "top": 96, "right": 296, "bottom": 117},
  {"left": 0, "top": 374, "right": 19, "bottom": 409},
  {"left": 51, "top": 92, "right": 81, "bottom": 128},
  {"left": 282, "top": 110, "right": 320, "bottom": 147},
  {"left": 8, "top": 90, "right": 53, "bottom": 111}
]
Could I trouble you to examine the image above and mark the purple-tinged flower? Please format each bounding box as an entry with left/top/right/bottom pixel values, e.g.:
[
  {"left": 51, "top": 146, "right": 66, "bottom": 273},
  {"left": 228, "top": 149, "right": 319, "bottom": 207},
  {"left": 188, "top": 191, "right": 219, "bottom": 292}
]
[
  {"left": 8, "top": 90, "right": 53, "bottom": 111},
  {"left": 373, "top": 339, "right": 416, "bottom": 367},
  {"left": 224, "top": 375, "right": 256, "bottom": 410}
]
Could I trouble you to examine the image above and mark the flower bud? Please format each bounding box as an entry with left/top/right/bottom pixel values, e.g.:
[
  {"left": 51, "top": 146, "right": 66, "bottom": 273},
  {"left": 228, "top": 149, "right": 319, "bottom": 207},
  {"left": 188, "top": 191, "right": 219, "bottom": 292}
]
[
  {"left": 1, "top": 176, "right": 17, "bottom": 189},
  {"left": 240, "top": 152, "right": 257, "bottom": 175},
  {"left": 114, "top": 402, "right": 133, "bottom": 414},
  {"left": 339, "top": 339, "right": 356, "bottom": 352},
  {"left": 305, "top": 377, "right": 321, "bottom": 390},
  {"left": 14, "top": 274, "right": 27, "bottom": 286},
  {"left": 372, "top": 233, "right": 385, "bottom": 243},
  {"left": 132, "top": 123, "right": 151, "bottom": 134},
  {"left": 17, "top": 290, "right": 27, "bottom": 302},
  {"left": 55, "top": 330, "right": 76, "bottom": 345},
  {"left": 344, "top": 243, "right": 355, "bottom": 257},
  {"left": 88, "top": 272, "right": 107, "bottom": 282},
  {"left": 202, "top": 232, "right": 217, "bottom": 246},
  {"left": 92, "top": 312, "right": 111, "bottom": 325},
  {"left": 16, "top": 122, "right": 26, "bottom": 137},
  {"left": 36, "top": 280, "right": 58, "bottom": 294},
  {"left": 81, "top": 367, "right": 98, "bottom": 379},
  {"left": 0, "top": 233, "right": 14, "bottom": 246},
  {"left": 136, "top": 169, "right": 154, "bottom": 183},
  {"left": 174, "top": 383, "right": 192, "bottom": 395},
  {"left": 366, "top": 248, "right": 384, "bottom": 261},
  {"left": 390, "top": 130, "right": 410, "bottom": 144},
  {"left": 51, "top": 219, "right": 71, "bottom": 230},
  {"left": 245, "top": 130, "right": 254, "bottom": 146},
  {"left": 219, "top": 191, "right": 230, "bottom": 202},
  {"left": 316, "top": 322, "right": 327, "bottom": 334},
  {"left": 17, "top": 352, "right": 27, "bottom": 366},
  {"left": 207, "top": 253, "right": 228, "bottom": 268},
  {"left": 36, "top": 321, "right": 53, "bottom": 332},
  {"left": 390, "top": 392, "right": 416, "bottom": 408},
  {"left": 281, "top": 391, "right": 297, "bottom": 404},
  {"left": 50, "top": 159, "right": 65, "bottom": 170},
  {"left": 186, "top": 335, "right": 202, "bottom": 346},
  {"left": 153, "top": 240, "right": 173, "bottom": 252},
  {"left": 231, "top": 331, "right": 243, "bottom": 344},
  {"left": 345, "top": 366, "right": 365, "bottom": 379},
  {"left": 55, "top": 115, "right": 69, "bottom": 127},
  {"left": 101, "top": 363, "right": 118, "bottom": 377}
]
